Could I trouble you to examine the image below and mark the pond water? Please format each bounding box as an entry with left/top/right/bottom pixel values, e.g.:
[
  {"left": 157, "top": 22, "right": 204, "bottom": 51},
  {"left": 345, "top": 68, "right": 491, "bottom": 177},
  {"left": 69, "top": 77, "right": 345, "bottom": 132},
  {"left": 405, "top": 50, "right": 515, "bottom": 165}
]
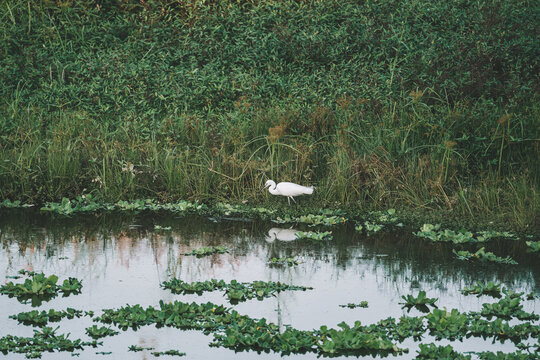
[{"left": 0, "top": 209, "right": 539, "bottom": 359}]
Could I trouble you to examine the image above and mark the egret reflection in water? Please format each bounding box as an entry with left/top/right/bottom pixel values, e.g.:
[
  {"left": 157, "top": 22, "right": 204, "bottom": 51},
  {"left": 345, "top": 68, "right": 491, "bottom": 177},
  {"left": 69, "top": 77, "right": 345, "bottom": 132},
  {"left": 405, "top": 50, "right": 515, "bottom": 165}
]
[{"left": 265, "top": 227, "right": 300, "bottom": 243}]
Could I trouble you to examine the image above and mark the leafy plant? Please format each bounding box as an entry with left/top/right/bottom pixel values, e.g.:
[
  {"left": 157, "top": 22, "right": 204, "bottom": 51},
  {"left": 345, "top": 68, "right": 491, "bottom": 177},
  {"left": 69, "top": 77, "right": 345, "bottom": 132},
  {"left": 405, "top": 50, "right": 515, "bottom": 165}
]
[
  {"left": 0, "top": 272, "right": 83, "bottom": 306},
  {"left": 161, "top": 279, "right": 312, "bottom": 303},
  {"left": 453, "top": 248, "right": 518, "bottom": 264},
  {"left": 128, "top": 345, "right": 155, "bottom": 352},
  {"left": 461, "top": 282, "right": 503, "bottom": 298},
  {"left": 9, "top": 308, "right": 88, "bottom": 327},
  {"left": 400, "top": 291, "right": 438, "bottom": 312},
  {"left": 273, "top": 214, "right": 346, "bottom": 226},
  {"left": 0, "top": 326, "right": 100, "bottom": 359},
  {"left": 151, "top": 349, "right": 186, "bottom": 357},
  {"left": 339, "top": 302, "right": 368, "bottom": 309},
  {"left": 417, "top": 343, "right": 471, "bottom": 359},
  {"left": 154, "top": 225, "right": 172, "bottom": 231},
  {"left": 525, "top": 241, "right": 540, "bottom": 252},
  {"left": 426, "top": 308, "right": 469, "bottom": 341},
  {"left": 183, "top": 246, "right": 229, "bottom": 257},
  {"left": 295, "top": 231, "right": 332, "bottom": 241},
  {"left": 85, "top": 325, "right": 119, "bottom": 339},
  {"left": 268, "top": 257, "right": 302, "bottom": 266}
]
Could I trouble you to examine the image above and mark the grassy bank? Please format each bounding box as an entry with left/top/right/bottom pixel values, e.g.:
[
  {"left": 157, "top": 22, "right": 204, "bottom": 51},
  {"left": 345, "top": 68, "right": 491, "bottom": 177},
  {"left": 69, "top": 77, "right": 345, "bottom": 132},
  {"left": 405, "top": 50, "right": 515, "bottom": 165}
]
[{"left": 0, "top": 0, "right": 539, "bottom": 230}]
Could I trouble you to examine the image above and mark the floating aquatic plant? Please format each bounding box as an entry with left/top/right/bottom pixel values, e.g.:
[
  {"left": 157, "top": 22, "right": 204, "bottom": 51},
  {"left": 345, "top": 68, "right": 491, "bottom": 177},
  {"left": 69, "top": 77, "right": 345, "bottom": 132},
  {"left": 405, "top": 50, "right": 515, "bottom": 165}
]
[
  {"left": 476, "top": 230, "right": 517, "bottom": 242},
  {"left": 161, "top": 279, "right": 227, "bottom": 294},
  {"left": 453, "top": 248, "right": 518, "bottom": 265},
  {"left": 363, "top": 221, "right": 384, "bottom": 234},
  {"left": 355, "top": 209, "right": 401, "bottom": 234},
  {"left": 268, "top": 257, "right": 302, "bottom": 266},
  {"left": 9, "top": 308, "right": 91, "bottom": 327},
  {"left": 0, "top": 199, "right": 33, "bottom": 208},
  {"left": 128, "top": 345, "right": 155, "bottom": 352},
  {"left": 0, "top": 326, "right": 101, "bottom": 359},
  {"left": 151, "top": 349, "right": 186, "bottom": 357},
  {"left": 426, "top": 308, "right": 469, "bottom": 341},
  {"left": 477, "top": 294, "right": 539, "bottom": 321},
  {"left": 400, "top": 291, "right": 438, "bottom": 312},
  {"left": 461, "top": 282, "right": 503, "bottom": 298},
  {"left": 416, "top": 343, "right": 470, "bottom": 359},
  {"left": 90, "top": 289, "right": 539, "bottom": 358},
  {"left": 526, "top": 241, "right": 540, "bottom": 253},
  {"left": 295, "top": 231, "right": 332, "bottom": 241},
  {"left": 0, "top": 273, "right": 83, "bottom": 306},
  {"left": 339, "top": 301, "right": 368, "bottom": 309},
  {"left": 415, "top": 225, "right": 519, "bottom": 245},
  {"left": 41, "top": 197, "right": 206, "bottom": 216},
  {"left": 415, "top": 224, "right": 476, "bottom": 244},
  {"left": 273, "top": 214, "right": 346, "bottom": 226},
  {"left": 154, "top": 225, "right": 172, "bottom": 231},
  {"left": 161, "top": 279, "right": 312, "bottom": 303},
  {"left": 183, "top": 246, "right": 229, "bottom": 257},
  {"left": 85, "top": 325, "right": 119, "bottom": 339}
]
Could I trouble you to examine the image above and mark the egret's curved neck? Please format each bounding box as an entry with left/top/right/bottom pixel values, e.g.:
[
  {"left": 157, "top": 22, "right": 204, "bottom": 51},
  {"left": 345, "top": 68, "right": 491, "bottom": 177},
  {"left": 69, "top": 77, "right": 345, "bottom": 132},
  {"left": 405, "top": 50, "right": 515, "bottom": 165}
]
[{"left": 267, "top": 181, "right": 278, "bottom": 194}]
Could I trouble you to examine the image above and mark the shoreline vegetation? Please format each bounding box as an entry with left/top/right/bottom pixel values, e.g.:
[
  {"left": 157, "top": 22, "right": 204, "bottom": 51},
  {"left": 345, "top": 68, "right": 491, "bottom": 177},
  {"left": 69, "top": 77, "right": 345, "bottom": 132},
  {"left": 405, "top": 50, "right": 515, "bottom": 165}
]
[{"left": 0, "top": 0, "right": 538, "bottom": 231}]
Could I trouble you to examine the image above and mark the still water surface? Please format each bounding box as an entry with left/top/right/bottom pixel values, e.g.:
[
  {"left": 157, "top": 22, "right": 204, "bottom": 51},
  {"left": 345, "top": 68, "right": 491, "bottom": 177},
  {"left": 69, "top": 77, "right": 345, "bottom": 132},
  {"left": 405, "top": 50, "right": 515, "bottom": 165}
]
[{"left": 1, "top": 210, "right": 538, "bottom": 359}]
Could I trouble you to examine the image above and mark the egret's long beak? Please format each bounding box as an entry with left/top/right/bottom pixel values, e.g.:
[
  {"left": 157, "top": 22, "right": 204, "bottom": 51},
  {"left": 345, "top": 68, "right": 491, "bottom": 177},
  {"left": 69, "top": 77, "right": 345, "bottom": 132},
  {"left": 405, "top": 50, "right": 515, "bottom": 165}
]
[{"left": 261, "top": 184, "right": 270, "bottom": 191}]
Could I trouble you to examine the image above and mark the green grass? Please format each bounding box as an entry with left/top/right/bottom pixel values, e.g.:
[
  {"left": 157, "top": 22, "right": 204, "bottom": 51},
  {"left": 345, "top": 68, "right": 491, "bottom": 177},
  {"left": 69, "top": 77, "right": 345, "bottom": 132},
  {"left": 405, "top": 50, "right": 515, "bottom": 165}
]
[{"left": 0, "top": 0, "right": 538, "bottom": 230}]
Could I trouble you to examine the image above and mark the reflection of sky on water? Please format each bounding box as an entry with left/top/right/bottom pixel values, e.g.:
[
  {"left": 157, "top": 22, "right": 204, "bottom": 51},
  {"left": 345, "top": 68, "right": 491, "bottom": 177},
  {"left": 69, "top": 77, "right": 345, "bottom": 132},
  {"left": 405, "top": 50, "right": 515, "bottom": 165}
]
[{"left": 0, "top": 210, "right": 539, "bottom": 359}]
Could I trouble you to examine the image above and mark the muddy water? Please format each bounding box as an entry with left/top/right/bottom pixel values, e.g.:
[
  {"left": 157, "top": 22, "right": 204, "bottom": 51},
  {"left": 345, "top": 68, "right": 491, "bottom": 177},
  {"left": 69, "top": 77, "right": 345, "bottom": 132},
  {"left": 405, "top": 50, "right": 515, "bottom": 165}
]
[{"left": 0, "top": 210, "right": 538, "bottom": 359}]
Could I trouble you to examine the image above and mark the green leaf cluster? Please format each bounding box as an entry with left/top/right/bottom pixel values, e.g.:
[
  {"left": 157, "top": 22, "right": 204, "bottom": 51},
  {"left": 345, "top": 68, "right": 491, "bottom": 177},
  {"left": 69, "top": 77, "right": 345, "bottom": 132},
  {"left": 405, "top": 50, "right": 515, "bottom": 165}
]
[
  {"left": 0, "top": 273, "right": 83, "bottom": 306},
  {"left": 268, "top": 257, "right": 302, "bottom": 266},
  {"left": 461, "top": 281, "right": 503, "bottom": 298},
  {"left": 9, "top": 308, "right": 89, "bottom": 327},
  {"left": 400, "top": 291, "right": 438, "bottom": 312},
  {"left": 161, "top": 279, "right": 312, "bottom": 303},
  {"left": 85, "top": 326, "right": 119, "bottom": 339},
  {"left": 183, "top": 246, "right": 229, "bottom": 257},
  {"left": 295, "top": 231, "right": 332, "bottom": 241},
  {"left": 0, "top": 327, "right": 100, "bottom": 359},
  {"left": 339, "top": 301, "right": 368, "bottom": 309},
  {"left": 453, "top": 247, "right": 518, "bottom": 264}
]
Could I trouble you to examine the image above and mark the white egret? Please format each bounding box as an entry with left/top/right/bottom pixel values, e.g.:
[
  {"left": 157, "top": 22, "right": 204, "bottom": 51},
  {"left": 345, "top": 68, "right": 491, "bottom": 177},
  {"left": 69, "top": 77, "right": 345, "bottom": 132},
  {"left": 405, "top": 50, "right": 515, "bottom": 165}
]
[{"left": 261, "top": 180, "right": 314, "bottom": 205}]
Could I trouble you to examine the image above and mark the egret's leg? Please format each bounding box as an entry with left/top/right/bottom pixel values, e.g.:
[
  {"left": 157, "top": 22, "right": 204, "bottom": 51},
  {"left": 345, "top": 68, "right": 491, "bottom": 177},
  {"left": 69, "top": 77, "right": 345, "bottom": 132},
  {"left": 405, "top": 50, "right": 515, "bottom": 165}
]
[
  {"left": 290, "top": 196, "right": 296, "bottom": 204},
  {"left": 287, "top": 197, "right": 291, "bottom": 205}
]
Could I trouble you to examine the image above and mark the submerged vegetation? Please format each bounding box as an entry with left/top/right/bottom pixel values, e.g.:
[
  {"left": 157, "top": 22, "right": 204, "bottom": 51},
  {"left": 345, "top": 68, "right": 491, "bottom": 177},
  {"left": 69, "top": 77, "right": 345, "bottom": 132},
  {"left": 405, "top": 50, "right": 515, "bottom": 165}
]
[{"left": 0, "top": 0, "right": 538, "bottom": 230}]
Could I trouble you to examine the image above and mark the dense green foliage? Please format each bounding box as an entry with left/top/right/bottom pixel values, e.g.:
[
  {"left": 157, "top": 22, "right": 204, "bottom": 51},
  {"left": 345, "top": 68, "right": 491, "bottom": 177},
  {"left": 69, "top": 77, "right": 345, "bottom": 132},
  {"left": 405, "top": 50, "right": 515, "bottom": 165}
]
[{"left": 0, "top": 0, "right": 538, "bottom": 229}]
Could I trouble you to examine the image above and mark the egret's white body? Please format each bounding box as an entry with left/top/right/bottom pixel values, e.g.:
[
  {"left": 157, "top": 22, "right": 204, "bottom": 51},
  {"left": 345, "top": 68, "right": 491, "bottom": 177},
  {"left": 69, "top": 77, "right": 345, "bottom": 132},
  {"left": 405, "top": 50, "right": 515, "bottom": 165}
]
[
  {"left": 262, "top": 180, "right": 314, "bottom": 205},
  {"left": 265, "top": 227, "right": 300, "bottom": 243}
]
